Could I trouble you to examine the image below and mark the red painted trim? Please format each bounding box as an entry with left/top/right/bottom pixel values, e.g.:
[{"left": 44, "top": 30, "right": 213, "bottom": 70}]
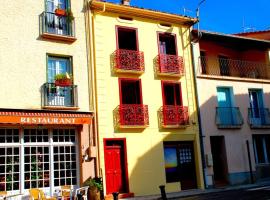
[
  {"left": 161, "top": 81, "right": 182, "bottom": 106},
  {"left": 116, "top": 26, "right": 139, "bottom": 51},
  {"left": 157, "top": 31, "right": 178, "bottom": 56},
  {"left": 103, "top": 138, "right": 130, "bottom": 194},
  {"left": 118, "top": 78, "right": 143, "bottom": 105}
]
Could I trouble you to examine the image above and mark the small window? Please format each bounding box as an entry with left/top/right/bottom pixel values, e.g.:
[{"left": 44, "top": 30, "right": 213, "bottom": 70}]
[
  {"left": 119, "top": 79, "right": 142, "bottom": 104},
  {"left": 158, "top": 33, "right": 177, "bottom": 55},
  {"left": 117, "top": 27, "right": 138, "bottom": 51},
  {"left": 162, "top": 82, "right": 182, "bottom": 106}
]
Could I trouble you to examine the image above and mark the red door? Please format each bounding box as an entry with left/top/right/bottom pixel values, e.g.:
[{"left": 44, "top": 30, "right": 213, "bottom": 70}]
[{"left": 104, "top": 146, "right": 123, "bottom": 194}]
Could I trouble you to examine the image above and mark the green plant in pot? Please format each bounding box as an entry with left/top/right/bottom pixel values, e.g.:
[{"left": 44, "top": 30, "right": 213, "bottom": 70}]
[
  {"left": 54, "top": 72, "right": 72, "bottom": 87},
  {"left": 66, "top": 8, "right": 74, "bottom": 23},
  {"left": 83, "top": 177, "right": 103, "bottom": 200}
]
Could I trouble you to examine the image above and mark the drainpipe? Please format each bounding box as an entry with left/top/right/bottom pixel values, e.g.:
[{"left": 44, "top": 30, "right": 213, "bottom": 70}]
[
  {"left": 189, "top": 29, "right": 208, "bottom": 189},
  {"left": 87, "top": 0, "right": 106, "bottom": 178},
  {"left": 84, "top": 0, "right": 101, "bottom": 178}
]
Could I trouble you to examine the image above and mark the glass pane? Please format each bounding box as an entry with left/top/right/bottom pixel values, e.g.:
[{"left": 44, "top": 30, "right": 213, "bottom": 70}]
[{"left": 164, "top": 146, "right": 178, "bottom": 182}]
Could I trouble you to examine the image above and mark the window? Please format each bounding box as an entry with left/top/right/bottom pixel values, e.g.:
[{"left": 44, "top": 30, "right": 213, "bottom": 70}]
[
  {"left": 47, "top": 56, "right": 72, "bottom": 83},
  {"left": 253, "top": 135, "right": 270, "bottom": 164},
  {"left": 158, "top": 33, "right": 177, "bottom": 55},
  {"left": 47, "top": 56, "right": 73, "bottom": 107},
  {"left": 162, "top": 82, "right": 182, "bottom": 106},
  {"left": 119, "top": 79, "right": 142, "bottom": 104},
  {"left": 117, "top": 27, "right": 138, "bottom": 51},
  {"left": 45, "top": 0, "right": 70, "bottom": 35},
  {"left": 0, "top": 128, "right": 78, "bottom": 194}
]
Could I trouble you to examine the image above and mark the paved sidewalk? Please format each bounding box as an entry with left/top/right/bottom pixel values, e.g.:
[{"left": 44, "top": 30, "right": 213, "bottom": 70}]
[{"left": 122, "top": 180, "right": 270, "bottom": 200}]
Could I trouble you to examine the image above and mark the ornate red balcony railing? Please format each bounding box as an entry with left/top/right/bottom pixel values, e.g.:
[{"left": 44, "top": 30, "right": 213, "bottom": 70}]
[
  {"left": 114, "top": 49, "right": 145, "bottom": 73},
  {"left": 160, "top": 105, "right": 189, "bottom": 127},
  {"left": 157, "top": 54, "right": 184, "bottom": 75},
  {"left": 198, "top": 56, "right": 269, "bottom": 79},
  {"left": 117, "top": 104, "right": 149, "bottom": 127}
]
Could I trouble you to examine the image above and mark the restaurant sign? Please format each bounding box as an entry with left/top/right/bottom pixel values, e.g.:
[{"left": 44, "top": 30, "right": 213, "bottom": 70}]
[{"left": 0, "top": 112, "right": 92, "bottom": 125}]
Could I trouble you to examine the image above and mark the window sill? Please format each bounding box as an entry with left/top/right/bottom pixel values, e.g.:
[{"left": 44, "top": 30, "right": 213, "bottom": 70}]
[
  {"left": 156, "top": 72, "right": 183, "bottom": 77},
  {"left": 41, "top": 33, "right": 77, "bottom": 43},
  {"left": 42, "top": 106, "right": 79, "bottom": 110},
  {"left": 217, "top": 124, "right": 243, "bottom": 129},
  {"left": 161, "top": 124, "right": 189, "bottom": 129},
  {"left": 250, "top": 124, "right": 270, "bottom": 129},
  {"left": 114, "top": 68, "right": 144, "bottom": 75}
]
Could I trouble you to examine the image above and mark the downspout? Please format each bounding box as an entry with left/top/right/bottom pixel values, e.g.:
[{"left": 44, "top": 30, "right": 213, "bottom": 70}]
[
  {"left": 189, "top": 29, "right": 208, "bottom": 189},
  {"left": 87, "top": 0, "right": 106, "bottom": 177},
  {"left": 84, "top": 0, "right": 99, "bottom": 177}
]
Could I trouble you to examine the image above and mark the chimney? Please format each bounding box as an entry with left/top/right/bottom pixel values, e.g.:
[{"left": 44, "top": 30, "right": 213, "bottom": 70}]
[{"left": 121, "top": 0, "right": 130, "bottom": 5}]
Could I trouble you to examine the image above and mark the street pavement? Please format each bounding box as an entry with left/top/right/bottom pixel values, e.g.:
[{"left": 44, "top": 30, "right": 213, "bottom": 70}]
[{"left": 172, "top": 186, "right": 270, "bottom": 200}]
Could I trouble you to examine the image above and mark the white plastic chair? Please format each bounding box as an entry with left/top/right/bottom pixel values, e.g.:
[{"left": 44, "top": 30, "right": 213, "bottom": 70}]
[{"left": 74, "top": 186, "right": 89, "bottom": 200}]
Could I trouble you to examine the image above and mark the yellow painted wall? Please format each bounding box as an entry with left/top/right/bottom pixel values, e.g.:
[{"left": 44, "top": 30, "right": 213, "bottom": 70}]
[
  {"left": 92, "top": 12, "right": 204, "bottom": 196},
  {"left": 0, "top": 0, "right": 90, "bottom": 111}
]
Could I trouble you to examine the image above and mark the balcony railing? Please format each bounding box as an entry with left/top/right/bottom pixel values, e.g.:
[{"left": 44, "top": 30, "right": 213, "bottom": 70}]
[
  {"left": 40, "top": 12, "right": 76, "bottom": 42},
  {"left": 114, "top": 104, "right": 149, "bottom": 128},
  {"left": 159, "top": 105, "right": 189, "bottom": 128},
  {"left": 42, "top": 83, "right": 78, "bottom": 109},
  {"left": 113, "top": 49, "right": 145, "bottom": 74},
  {"left": 216, "top": 107, "right": 243, "bottom": 128},
  {"left": 248, "top": 108, "right": 270, "bottom": 128},
  {"left": 156, "top": 54, "right": 184, "bottom": 76},
  {"left": 198, "top": 56, "right": 269, "bottom": 79}
]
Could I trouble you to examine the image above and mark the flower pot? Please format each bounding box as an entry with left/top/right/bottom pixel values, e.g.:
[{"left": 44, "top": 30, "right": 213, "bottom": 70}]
[
  {"left": 55, "top": 8, "right": 66, "bottom": 16},
  {"left": 88, "top": 187, "right": 101, "bottom": 200},
  {"left": 55, "top": 79, "right": 72, "bottom": 87}
]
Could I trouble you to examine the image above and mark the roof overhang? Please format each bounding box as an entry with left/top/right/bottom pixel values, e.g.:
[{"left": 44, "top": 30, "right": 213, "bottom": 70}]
[
  {"left": 192, "top": 30, "right": 270, "bottom": 49},
  {"left": 90, "top": 0, "right": 197, "bottom": 26}
]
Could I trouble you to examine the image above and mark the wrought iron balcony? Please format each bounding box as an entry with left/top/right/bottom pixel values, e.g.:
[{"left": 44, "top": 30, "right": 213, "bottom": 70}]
[
  {"left": 198, "top": 56, "right": 269, "bottom": 79},
  {"left": 40, "top": 12, "right": 76, "bottom": 42},
  {"left": 216, "top": 107, "right": 243, "bottom": 128},
  {"left": 42, "top": 83, "right": 78, "bottom": 109},
  {"left": 159, "top": 105, "right": 189, "bottom": 128},
  {"left": 156, "top": 54, "right": 184, "bottom": 76},
  {"left": 113, "top": 49, "right": 145, "bottom": 74},
  {"left": 248, "top": 108, "right": 270, "bottom": 128},
  {"left": 114, "top": 104, "right": 149, "bottom": 128}
]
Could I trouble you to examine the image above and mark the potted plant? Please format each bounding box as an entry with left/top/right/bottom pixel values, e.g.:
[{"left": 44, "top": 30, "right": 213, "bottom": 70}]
[
  {"left": 83, "top": 177, "right": 103, "bottom": 200},
  {"left": 54, "top": 72, "right": 72, "bottom": 87},
  {"left": 66, "top": 8, "right": 74, "bottom": 23},
  {"left": 55, "top": 6, "right": 66, "bottom": 16}
]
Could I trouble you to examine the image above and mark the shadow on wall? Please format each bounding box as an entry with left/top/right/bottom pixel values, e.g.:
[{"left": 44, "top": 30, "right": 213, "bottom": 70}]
[{"left": 196, "top": 82, "right": 270, "bottom": 187}]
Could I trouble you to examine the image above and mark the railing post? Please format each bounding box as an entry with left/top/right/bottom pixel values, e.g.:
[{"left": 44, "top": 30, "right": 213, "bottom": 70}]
[{"left": 159, "top": 185, "right": 167, "bottom": 200}]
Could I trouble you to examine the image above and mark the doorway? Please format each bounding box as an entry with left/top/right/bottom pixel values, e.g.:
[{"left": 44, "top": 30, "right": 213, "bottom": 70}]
[
  {"left": 104, "top": 139, "right": 129, "bottom": 195},
  {"left": 210, "top": 136, "right": 228, "bottom": 187},
  {"left": 163, "top": 141, "right": 197, "bottom": 190}
]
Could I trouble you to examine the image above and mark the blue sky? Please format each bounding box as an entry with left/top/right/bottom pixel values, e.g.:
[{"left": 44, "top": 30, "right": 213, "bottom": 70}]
[{"left": 106, "top": 0, "right": 270, "bottom": 34}]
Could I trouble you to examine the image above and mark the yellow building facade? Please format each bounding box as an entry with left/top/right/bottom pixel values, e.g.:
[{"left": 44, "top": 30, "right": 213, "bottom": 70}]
[{"left": 89, "top": 0, "right": 204, "bottom": 196}]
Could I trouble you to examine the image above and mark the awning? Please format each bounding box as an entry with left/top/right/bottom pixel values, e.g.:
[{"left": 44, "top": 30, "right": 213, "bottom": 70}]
[{"left": 0, "top": 111, "right": 93, "bottom": 125}]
